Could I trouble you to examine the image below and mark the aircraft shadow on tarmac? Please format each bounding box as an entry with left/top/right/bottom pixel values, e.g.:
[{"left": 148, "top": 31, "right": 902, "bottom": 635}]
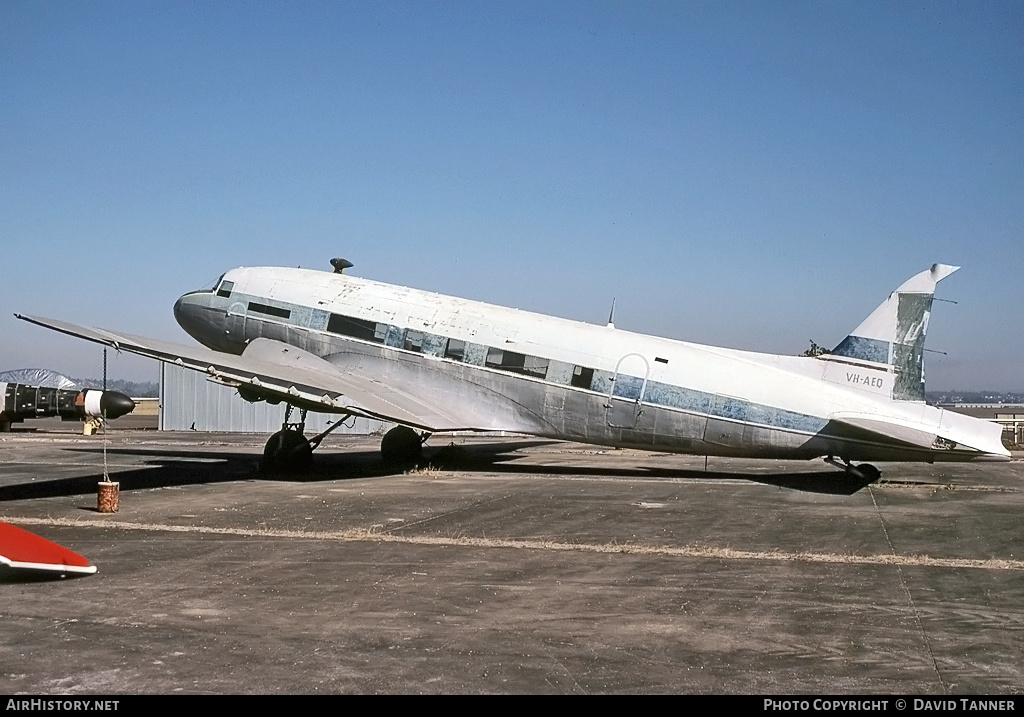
[
  {"left": 0, "top": 448, "right": 256, "bottom": 503},
  {"left": 420, "top": 445, "right": 879, "bottom": 495},
  {"left": 0, "top": 438, "right": 881, "bottom": 503}
]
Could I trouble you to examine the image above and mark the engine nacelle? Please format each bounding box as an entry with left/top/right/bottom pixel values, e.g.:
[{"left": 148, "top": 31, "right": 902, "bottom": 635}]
[
  {"left": 80, "top": 389, "right": 136, "bottom": 420},
  {"left": 0, "top": 382, "right": 135, "bottom": 430}
]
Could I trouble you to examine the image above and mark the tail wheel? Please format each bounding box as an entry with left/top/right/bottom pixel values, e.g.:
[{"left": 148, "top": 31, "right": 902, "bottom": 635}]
[
  {"left": 856, "top": 463, "right": 881, "bottom": 482},
  {"left": 825, "top": 456, "right": 882, "bottom": 483}
]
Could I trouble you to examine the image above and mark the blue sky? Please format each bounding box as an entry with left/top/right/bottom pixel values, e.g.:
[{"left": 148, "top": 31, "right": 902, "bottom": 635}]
[{"left": 2, "top": 1, "right": 1021, "bottom": 389}]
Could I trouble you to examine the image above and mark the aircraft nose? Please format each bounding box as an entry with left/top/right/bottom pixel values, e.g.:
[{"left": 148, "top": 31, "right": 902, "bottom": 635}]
[
  {"left": 173, "top": 290, "right": 224, "bottom": 348},
  {"left": 174, "top": 292, "right": 202, "bottom": 337}
]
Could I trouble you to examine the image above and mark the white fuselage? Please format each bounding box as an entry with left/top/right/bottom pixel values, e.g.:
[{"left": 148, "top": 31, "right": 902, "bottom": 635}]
[{"left": 172, "top": 266, "right": 1008, "bottom": 462}]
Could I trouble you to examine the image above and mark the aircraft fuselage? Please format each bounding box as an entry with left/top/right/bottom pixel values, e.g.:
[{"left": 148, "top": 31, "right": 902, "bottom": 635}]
[{"left": 172, "top": 267, "right": 1007, "bottom": 463}]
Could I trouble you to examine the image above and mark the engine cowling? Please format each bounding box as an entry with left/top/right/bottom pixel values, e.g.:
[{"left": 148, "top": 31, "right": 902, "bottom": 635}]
[{"left": 0, "top": 382, "right": 135, "bottom": 428}]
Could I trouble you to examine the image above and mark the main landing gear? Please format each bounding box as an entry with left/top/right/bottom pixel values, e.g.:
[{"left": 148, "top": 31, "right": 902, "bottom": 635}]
[
  {"left": 262, "top": 407, "right": 431, "bottom": 473},
  {"left": 380, "top": 425, "right": 427, "bottom": 466},
  {"left": 824, "top": 456, "right": 881, "bottom": 482},
  {"left": 262, "top": 405, "right": 347, "bottom": 474}
]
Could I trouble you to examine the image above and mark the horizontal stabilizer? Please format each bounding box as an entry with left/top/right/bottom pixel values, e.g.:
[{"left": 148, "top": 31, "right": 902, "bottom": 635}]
[
  {"left": 829, "top": 412, "right": 1009, "bottom": 457},
  {"left": 828, "top": 414, "right": 939, "bottom": 450},
  {"left": 0, "top": 522, "right": 97, "bottom": 575}
]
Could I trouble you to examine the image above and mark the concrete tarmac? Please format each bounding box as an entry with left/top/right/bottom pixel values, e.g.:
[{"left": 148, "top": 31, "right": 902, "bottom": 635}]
[{"left": 1, "top": 422, "right": 1022, "bottom": 694}]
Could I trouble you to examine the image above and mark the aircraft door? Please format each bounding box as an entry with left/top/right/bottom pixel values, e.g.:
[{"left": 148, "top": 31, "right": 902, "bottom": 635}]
[
  {"left": 606, "top": 353, "right": 650, "bottom": 429},
  {"left": 224, "top": 301, "right": 247, "bottom": 346}
]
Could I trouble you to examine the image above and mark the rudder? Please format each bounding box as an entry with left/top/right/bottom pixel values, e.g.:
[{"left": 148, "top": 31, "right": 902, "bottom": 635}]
[{"left": 831, "top": 264, "right": 959, "bottom": 401}]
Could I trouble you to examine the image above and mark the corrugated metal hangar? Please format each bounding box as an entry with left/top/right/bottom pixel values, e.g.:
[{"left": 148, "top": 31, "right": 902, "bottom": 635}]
[{"left": 159, "top": 362, "right": 387, "bottom": 435}]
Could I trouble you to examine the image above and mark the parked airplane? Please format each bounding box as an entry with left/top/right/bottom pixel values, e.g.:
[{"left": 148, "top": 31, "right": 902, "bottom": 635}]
[{"left": 17, "top": 260, "right": 1008, "bottom": 479}]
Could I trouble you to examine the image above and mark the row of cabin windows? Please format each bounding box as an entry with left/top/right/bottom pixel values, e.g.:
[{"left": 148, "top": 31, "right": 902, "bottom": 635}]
[
  {"left": 221, "top": 295, "right": 600, "bottom": 391},
  {"left": 325, "top": 311, "right": 597, "bottom": 389},
  {"left": 225, "top": 289, "right": 658, "bottom": 393}
]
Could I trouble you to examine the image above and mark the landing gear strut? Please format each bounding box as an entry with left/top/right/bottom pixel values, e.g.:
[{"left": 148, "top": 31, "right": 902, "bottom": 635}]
[
  {"left": 824, "top": 456, "right": 881, "bottom": 482},
  {"left": 262, "top": 405, "right": 350, "bottom": 474},
  {"left": 263, "top": 405, "right": 313, "bottom": 474},
  {"left": 380, "top": 425, "right": 427, "bottom": 466}
]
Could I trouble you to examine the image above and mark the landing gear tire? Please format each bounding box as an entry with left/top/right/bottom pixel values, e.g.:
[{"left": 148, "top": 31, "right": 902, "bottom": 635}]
[
  {"left": 855, "top": 463, "right": 881, "bottom": 482},
  {"left": 381, "top": 426, "right": 422, "bottom": 466},
  {"left": 263, "top": 429, "right": 314, "bottom": 474},
  {"left": 825, "top": 456, "right": 882, "bottom": 483}
]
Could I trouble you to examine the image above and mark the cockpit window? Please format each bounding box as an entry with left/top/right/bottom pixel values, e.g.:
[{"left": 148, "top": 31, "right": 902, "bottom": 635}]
[{"left": 216, "top": 280, "right": 234, "bottom": 298}]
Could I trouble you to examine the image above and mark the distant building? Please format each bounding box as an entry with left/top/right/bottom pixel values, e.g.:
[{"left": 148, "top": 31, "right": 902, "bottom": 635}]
[
  {"left": 159, "top": 363, "right": 386, "bottom": 435},
  {"left": 994, "top": 411, "right": 1024, "bottom": 445}
]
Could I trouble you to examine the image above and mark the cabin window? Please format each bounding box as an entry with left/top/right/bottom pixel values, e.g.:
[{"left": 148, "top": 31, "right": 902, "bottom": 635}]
[
  {"left": 248, "top": 302, "right": 290, "bottom": 320},
  {"left": 483, "top": 348, "right": 549, "bottom": 378},
  {"left": 327, "top": 313, "right": 386, "bottom": 343},
  {"left": 571, "top": 365, "right": 595, "bottom": 389},
  {"left": 216, "top": 280, "right": 234, "bottom": 298},
  {"left": 403, "top": 330, "right": 424, "bottom": 353},
  {"left": 523, "top": 355, "right": 550, "bottom": 379},
  {"left": 444, "top": 339, "right": 466, "bottom": 362},
  {"left": 486, "top": 348, "right": 526, "bottom": 373}
]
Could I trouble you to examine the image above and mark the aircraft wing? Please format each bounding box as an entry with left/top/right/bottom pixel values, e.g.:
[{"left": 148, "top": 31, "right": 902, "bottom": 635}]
[{"left": 15, "top": 315, "right": 473, "bottom": 431}]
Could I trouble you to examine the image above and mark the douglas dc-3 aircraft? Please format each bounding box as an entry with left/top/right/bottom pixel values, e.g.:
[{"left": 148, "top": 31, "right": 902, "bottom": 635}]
[{"left": 17, "top": 260, "right": 1009, "bottom": 480}]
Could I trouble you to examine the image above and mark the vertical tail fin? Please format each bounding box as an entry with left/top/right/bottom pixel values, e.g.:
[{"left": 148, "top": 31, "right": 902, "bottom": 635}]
[{"left": 831, "top": 264, "right": 959, "bottom": 401}]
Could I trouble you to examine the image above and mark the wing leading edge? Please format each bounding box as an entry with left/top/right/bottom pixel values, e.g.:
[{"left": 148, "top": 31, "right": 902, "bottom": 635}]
[{"left": 15, "top": 315, "right": 472, "bottom": 432}]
